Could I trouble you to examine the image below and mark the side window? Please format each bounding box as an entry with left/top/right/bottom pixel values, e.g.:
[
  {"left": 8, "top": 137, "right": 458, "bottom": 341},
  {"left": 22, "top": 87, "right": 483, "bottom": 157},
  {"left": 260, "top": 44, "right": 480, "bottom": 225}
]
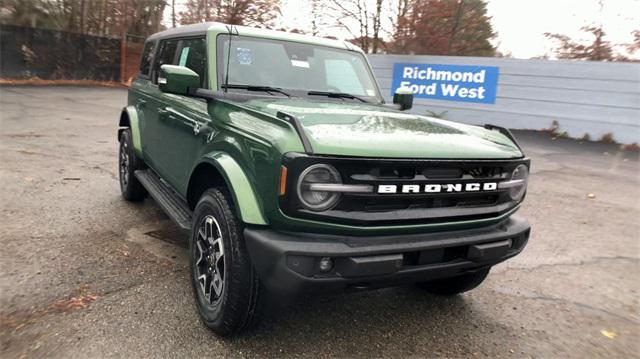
[
  {"left": 151, "top": 39, "right": 179, "bottom": 84},
  {"left": 177, "top": 37, "right": 207, "bottom": 88},
  {"left": 139, "top": 41, "right": 155, "bottom": 77},
  {"left": 324, "top": 59, "right": 365, "bottom": 96}
]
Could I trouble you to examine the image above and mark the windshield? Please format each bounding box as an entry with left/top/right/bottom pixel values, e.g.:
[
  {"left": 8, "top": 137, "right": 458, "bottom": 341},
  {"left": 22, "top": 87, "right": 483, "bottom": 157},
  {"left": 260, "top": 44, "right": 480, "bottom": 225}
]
[{"left": 216, "top": 35, "right": 383, "bottom": 103}]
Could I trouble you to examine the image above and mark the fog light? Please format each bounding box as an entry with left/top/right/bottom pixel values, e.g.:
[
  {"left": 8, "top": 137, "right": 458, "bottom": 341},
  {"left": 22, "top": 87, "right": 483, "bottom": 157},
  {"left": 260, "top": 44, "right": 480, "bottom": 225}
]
[{"left": 318, "top": 257, "right": 334, "bottom": 272}]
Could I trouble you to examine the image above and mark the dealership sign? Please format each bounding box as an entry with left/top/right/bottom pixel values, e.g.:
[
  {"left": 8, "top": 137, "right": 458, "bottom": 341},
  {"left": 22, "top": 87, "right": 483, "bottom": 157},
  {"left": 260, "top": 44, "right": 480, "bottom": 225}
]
[{"left": 390, "top": 63, "right": 499, "bottom": 104}]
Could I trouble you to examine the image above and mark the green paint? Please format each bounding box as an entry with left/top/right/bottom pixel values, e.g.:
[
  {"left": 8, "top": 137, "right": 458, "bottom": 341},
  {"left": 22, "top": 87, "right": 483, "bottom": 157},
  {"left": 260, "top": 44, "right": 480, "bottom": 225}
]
[
  {"left": 123, "top": 23, "right": 527, "bottom": 235},
  {"left": 124, "top": 105, "right": 144, "bottom": 159},
  {"left": 201, "top": 152, "right": 268, "bottom": 225},
  {"left": 159, "top": 65, "right": 200, "bottom": 96},
  {"left": 238, "top": 98, "right": 522, "bottom": 159}
]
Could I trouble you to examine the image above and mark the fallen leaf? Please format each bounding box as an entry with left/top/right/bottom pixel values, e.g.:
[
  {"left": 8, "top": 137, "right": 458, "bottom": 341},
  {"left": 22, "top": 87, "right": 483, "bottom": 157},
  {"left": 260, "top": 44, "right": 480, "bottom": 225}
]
[{"left": 600, "top": 329, "right": 617, "bottom": 339}]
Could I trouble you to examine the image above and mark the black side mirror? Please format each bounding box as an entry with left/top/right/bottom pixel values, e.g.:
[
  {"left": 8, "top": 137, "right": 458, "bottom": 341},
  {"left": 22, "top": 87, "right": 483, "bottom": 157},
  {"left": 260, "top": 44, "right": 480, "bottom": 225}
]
[{"left": 393, "top": 88, "right": 414, "bottom": 111}]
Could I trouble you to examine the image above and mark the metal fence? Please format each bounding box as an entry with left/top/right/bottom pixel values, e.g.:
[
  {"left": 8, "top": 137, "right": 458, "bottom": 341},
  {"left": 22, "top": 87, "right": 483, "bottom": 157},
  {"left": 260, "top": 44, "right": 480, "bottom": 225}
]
[
  {"left": 0, "top": 25, "right": 122, "bottom": 81},
  {"left": 369, "top": 55, "right": 640, "bottom": 144}
]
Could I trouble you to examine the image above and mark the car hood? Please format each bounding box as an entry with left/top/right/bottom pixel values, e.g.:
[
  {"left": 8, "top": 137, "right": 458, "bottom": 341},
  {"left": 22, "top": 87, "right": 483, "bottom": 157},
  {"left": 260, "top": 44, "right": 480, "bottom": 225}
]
[{"left": 236, "top": 98, "right": 522, "bottom": 159}]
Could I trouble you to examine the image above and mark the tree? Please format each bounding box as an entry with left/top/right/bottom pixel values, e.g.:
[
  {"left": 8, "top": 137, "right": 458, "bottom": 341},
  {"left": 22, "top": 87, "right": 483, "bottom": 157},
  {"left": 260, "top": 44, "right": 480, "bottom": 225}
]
[
  {"left": 626, "top": 30, "right": 640, "bottom": 55},
  {"left": 326, "top": 0, "right": 385, "bottom": 53},
  {"left": 0, "top": 0, "right": 166, "bottom": 37},
  {"left": 545, "top": 25, "right": 614, "bottom": 61},
  {"left": 390, "top": 0, "right": 496, "bottom": 56},
  {"left": 310, "top": 0, "right": 326, "bottom": 36},
  {"left": 179, "top": 0, "right": 281, "bottom": 28}
]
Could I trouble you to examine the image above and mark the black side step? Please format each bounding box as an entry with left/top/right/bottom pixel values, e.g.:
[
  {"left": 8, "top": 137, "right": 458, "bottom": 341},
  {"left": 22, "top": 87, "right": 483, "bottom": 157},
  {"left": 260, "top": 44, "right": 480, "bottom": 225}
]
[{"left": 135, "top": 169, "right": 193, "bottom": 232}]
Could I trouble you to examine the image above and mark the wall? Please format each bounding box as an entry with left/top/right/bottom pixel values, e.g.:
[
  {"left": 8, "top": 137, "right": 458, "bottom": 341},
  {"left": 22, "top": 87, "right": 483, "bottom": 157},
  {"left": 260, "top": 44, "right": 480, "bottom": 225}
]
[{"left": 368, "top": 54, "right": 640, "bottom": 144}]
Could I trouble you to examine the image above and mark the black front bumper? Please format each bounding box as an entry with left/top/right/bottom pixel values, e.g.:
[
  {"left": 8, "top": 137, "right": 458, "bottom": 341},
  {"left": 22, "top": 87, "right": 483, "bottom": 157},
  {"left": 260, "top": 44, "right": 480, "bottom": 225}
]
[{"left": 244, "top": 216, "right": 530, "bottom": 295}]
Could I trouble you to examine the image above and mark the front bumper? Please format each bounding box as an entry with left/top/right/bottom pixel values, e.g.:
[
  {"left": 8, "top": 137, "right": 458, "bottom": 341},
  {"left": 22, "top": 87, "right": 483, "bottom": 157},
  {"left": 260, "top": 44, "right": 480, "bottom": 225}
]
[{"left": 244, "top": 215, "right": 530, "bottom": 295}]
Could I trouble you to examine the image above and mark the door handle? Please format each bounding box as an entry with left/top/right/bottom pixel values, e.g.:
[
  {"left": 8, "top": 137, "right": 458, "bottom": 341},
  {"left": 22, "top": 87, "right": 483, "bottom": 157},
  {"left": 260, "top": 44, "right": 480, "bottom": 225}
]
[{"left": 137, "top": 100, "right": 147, "bottom": 108}]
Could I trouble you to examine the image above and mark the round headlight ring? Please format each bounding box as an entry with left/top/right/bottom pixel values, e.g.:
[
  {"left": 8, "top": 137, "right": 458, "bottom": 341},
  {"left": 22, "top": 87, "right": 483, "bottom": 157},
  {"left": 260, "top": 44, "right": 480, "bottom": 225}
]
[
  {"left": 509, "top": 164, "right": 529, "bottom": 201},
  {"left": 296, "top": 164, "right": 342, "bottom": 212}
]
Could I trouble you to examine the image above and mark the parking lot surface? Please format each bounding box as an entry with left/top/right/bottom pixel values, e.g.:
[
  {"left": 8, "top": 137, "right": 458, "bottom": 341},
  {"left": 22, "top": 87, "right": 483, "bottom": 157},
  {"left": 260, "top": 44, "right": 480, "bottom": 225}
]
[{"left": 1, "top": 86, "right": 639, "bottom": 358}]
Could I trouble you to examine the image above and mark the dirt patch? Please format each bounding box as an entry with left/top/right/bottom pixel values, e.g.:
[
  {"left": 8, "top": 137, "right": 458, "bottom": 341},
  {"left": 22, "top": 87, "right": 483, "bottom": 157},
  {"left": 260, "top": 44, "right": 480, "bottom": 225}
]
[{"left": 1, "top": 286, "right": 99, "bottom": 336}]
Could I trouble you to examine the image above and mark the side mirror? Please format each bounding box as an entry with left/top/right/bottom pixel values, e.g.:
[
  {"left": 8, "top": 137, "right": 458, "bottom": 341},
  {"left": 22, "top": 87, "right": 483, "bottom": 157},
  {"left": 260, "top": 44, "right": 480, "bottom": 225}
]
[
  {"left": 158, "top": 65, "right": 200, "bottom": 96},
  {"left": 393, "top": 87, "right": 414, "bottom": 111}
]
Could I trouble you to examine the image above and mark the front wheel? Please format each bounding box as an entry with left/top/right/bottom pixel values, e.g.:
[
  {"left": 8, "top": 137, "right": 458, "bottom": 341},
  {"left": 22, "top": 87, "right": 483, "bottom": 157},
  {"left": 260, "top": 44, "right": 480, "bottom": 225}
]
[
  {"left": 118, "top": 129, "right": 147, "bottom": 201},
  {"left": 416, "top": 268, "right": 490, "bottom": 295},
  {"left": 189, "top": 188, "right": 264, "bottom": 336}
]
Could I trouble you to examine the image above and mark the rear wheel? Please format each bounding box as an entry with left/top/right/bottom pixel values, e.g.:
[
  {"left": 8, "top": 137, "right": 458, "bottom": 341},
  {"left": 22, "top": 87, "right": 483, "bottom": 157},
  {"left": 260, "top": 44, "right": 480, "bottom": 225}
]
[
  {"left": 118, "top": 129, "right": 147, "bottom": 201},
  {"left": 416, "top": 268, "right": 490, "bottom": 295},
  {"left": 189, "top": 188, "right": 264, "bottom": 336}
]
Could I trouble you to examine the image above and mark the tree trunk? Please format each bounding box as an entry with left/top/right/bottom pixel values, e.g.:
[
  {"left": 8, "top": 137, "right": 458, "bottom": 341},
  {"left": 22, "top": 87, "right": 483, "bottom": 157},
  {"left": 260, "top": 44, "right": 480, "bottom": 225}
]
[
  {"left": 448, "top": 0, "right": 465, "bottom": 55},
  {"left": 172, "top": 0, "right": 176, "bottom": 27},
  {"left": 372, "top": 0, "right": 383, "bottom": 53}
]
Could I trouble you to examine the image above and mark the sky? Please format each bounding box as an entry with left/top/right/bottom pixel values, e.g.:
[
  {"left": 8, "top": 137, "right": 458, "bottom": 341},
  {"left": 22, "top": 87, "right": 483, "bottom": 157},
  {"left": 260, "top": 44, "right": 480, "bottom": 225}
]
[
  {"left": 167, "top": 0, "right": 640, "bottom": 59},
  {"left": 486, "top": 0, "right": 640, "bottom": 58}
]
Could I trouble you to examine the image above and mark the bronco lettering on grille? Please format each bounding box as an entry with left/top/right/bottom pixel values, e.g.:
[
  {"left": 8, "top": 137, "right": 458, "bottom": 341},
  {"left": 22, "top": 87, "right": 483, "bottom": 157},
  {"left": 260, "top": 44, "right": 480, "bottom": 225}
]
[{"left": 377, "top": 182, "right": 498, "bottom": 194}]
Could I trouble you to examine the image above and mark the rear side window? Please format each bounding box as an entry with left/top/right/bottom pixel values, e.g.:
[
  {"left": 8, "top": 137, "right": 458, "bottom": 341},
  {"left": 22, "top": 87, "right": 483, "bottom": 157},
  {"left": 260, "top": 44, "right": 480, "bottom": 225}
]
[
  {"left": 152, "top": 39, "right": 179, "bottom": 84},
  {"left": 139, "top": 41, "right": 155, "bottom": 77},
  {"left": 178, "top": 37, "right": 207, "bottom": 88}
]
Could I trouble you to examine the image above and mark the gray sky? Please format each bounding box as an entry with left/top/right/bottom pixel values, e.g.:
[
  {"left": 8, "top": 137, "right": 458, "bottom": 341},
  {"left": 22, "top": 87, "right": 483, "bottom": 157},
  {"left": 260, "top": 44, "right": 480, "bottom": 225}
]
[{"left": 166, "top": 0, "right": 640, "bottom": 59}]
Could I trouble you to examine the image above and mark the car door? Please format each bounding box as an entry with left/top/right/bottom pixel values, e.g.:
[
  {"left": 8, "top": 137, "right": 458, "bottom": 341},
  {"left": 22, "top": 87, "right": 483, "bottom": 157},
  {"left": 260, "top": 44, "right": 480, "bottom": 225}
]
[
  {"left": 162, "top": 36, "right": 217, "bottom": 195},
  {"left": 150, "top": 36, "right": 214, "bottom": 195},
  {"left": 142, "top": 37, "right": 188, "bottom": 189}
]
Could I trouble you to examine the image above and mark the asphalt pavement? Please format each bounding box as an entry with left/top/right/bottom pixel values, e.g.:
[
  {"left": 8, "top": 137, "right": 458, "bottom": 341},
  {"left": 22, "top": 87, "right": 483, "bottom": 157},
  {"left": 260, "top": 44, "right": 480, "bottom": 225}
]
[{"left": 1, "top": 86, "right": 638, "bottom": 358}]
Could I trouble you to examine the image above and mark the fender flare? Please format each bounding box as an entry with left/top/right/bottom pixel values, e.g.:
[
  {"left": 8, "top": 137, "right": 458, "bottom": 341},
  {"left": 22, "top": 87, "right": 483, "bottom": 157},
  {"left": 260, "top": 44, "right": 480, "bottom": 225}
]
[
  {"left": 198, "top": 152, "right": 268, "bottom": 225},
  {"left": 119, "top": 106, "right": 144, "bottom": 160}
]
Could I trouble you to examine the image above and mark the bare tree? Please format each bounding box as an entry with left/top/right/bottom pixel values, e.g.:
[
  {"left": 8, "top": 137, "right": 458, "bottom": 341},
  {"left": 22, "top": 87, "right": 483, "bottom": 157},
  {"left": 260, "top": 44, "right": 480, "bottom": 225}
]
[
  {"left": 545, "top": 25, "right": 614, "bottom": 61},
  {"left": 310, "top": 0, "right": 325, "bottom": 36},
  {"left": 326, "top": 0, "right": 385, "bottom": 53},
  {"left": 171, "top": 0, "right": 176, "bottom": 28},
  {"left": 627, "top": 30, "right": 640, "bottom": 54},
  {"left": 180, "top": 0, "right": 281, "bottom": 28}
]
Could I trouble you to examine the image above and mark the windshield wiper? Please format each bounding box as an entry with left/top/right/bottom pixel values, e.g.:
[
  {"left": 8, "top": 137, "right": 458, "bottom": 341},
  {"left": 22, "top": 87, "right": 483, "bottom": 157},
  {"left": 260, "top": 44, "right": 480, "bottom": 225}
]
[
  {"left": 307, "top": 90, "right": 369, "bottom": 103},
  {"left": 221, "top": 84, "right": 291, "bottom": 97}
]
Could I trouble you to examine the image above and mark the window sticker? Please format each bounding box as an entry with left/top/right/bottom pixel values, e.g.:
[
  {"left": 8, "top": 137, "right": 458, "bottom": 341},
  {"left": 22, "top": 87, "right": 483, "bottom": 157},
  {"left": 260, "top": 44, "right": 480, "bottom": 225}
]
[
  {"left": 366, "top": 89, "right": 376, "bottom": 96},
  {"left": 179, "top": 47, "right": 190, "bottom": 66},
  {"left": 236, "top": 47, "right": 252, "bottom": 65},
  {"left": 291, "top": 59, "right": 310, "bottom": 68}
]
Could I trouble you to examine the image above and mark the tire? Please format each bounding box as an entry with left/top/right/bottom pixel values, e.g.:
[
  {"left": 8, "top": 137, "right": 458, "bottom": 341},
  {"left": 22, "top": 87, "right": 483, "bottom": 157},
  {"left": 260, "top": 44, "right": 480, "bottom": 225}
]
[
  {"left": 189, "top": 188, "right": 264, "bottom": 336},
  {"left": 118, "top": 129, "right": 147, "bottom": 201},
  {"left": 417, "top": 268, "right": 490, "bottom": 296}
]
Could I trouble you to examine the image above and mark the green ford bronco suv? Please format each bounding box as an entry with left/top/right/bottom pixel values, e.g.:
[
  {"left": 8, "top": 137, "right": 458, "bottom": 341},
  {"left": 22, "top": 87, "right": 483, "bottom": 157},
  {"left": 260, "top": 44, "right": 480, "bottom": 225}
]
[{"left": 118, "top": 23, "right": 530, "bottom": 336}]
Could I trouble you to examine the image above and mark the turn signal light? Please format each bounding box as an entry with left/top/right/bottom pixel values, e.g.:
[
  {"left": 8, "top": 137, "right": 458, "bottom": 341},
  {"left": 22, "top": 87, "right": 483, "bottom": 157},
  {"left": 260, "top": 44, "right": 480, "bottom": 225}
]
[{"left": 279, "top": 165, "right": 288, "bottom": 196}]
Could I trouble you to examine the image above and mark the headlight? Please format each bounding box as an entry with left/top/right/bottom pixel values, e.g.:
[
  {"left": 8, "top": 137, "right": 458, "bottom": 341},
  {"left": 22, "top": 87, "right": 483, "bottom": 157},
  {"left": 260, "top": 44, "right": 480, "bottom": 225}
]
[
  {"left": 296, "top": 164, "right": 342, "bottom": 211},
  {"left": 508, "top": 164, "right": 529, "bottom": 201}
]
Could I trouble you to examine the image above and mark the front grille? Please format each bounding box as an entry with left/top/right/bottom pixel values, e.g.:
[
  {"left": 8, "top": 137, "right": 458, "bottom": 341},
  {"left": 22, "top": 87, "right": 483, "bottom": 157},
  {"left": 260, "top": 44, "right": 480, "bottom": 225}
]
[
  {"left": 280, "top": 153, "right": 529, "bottom": 226},
  {"left": 338, "top": 193, "right": 500, "bottom": 212}
]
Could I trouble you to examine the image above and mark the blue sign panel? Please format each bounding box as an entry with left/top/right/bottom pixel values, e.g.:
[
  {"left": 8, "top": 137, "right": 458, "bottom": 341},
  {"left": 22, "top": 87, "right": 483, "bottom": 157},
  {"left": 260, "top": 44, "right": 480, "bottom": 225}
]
[{"left": 390, "top": 63, "right": 499, "bottom": 104}]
